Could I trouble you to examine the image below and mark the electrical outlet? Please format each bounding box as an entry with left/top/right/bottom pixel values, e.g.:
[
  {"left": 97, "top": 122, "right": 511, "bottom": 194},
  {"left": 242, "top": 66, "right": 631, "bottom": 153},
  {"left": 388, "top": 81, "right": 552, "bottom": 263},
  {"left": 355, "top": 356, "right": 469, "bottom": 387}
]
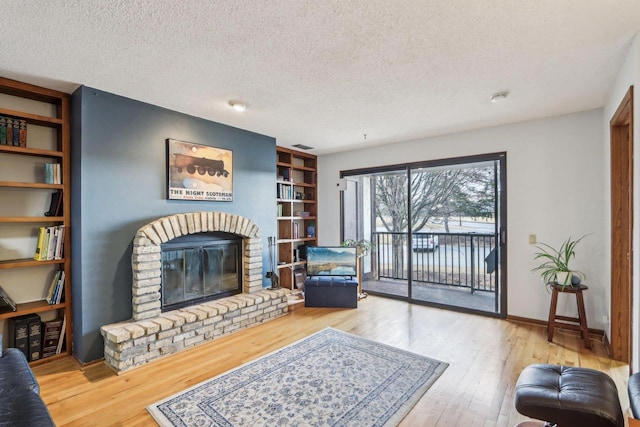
[{"left": 528, "top": 234, "right": 537, "bottom": 245}]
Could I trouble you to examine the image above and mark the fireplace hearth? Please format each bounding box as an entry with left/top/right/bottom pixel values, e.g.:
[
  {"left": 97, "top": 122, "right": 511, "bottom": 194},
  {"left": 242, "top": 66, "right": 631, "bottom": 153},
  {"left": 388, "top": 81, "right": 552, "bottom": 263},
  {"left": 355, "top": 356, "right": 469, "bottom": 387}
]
[{"left": 101, "top": 211, "right": 290, "bottom": 373}]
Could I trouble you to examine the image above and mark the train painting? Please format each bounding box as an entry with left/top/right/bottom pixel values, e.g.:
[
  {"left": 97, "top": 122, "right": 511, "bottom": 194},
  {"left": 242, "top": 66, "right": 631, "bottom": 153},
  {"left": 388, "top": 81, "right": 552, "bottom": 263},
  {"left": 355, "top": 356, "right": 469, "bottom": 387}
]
[
  {"left": 173, "top": 154, "right": 229, "bottom": 177},
  {"left": 167, "top": 139, "right": 233, "bottom": 201}
]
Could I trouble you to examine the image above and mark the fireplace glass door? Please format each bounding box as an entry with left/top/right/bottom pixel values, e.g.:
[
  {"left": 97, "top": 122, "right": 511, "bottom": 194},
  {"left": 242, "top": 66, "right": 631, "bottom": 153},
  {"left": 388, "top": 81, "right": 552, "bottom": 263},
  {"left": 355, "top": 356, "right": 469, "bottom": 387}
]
[{"left": 162, "top": 235, "right": 241, "bottom": 311}]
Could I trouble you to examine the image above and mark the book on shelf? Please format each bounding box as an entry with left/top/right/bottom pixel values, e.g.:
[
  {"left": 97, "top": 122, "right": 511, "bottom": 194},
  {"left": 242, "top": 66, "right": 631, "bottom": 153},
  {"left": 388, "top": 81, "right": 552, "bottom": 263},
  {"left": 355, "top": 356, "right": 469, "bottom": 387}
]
[
  {"left": 19, "top": 119, "right": 27, "bottom": 147},
  {"left": 34, "top": 226, "right": 46, "bottom": 261},
  {"left": 8, "top": 315, "right": 30, "bottom": 359},
  {"left": 6, "top": 118, "right": 13, "bottom": 146},
  {"left": 42, "top": 318, "right": 63, "bottom": 358},
  {"left": 0, "top": 116, "right": 6, "bottom": 145},
  {"left": 56, "top": 314, "right": 67, "bottom": 354},
  {"left": 44, "top": 163, "right": 51, "bottom": 184},
  {"left": 28, "top": 314, "right": 42, "bottom": 362},
  {"left": 47, "top": 228, "right": 55, "bottom": 260},
  {"left": 43, "top": 227, "right": 52, "bottom": 258},
  {"left": 45, "top": 190, "right": 63, "bottom": 217},
  {"left": 0, "top": 285, "right": 17, "bottom": 312},
  {"left": 12, "top": 119, "right": 20, "bottom": 147}
]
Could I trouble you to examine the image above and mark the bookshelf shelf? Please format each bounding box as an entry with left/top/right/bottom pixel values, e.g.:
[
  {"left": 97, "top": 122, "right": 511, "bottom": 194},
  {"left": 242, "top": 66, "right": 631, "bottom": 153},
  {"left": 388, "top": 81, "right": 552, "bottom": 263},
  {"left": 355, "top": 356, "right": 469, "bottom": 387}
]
[
  {"left": 0, "top": 145, "right": 63, "bottom": 158},
  {"left": 0, "top": 181, "right": 63, "bottom": 189},
  {"left": 276, "top": 237, "right": 317, "bottom": 244},
  {"left": 0, "top": 258, "right": 65, "bottom": 269},
  {"left": 277, "top": 261, "right": 307, "bottom": 270},
  {"left": 0, "top": 300, "right": 65, "bottom": 320},
  {"left": 277, "top": 216, "right": 317, "bottom": 221},
  {"left": 0, "top": 216, "right": 63, "bottom": 223},
  {"left": 0, "top": 107, "right": 64, "bottom": 128},
  {"left": 0, "top": 76, "right": 72, "bottom": 365},
  {"left": 276, "top": 147, "right": 317, "bottom": 291}
]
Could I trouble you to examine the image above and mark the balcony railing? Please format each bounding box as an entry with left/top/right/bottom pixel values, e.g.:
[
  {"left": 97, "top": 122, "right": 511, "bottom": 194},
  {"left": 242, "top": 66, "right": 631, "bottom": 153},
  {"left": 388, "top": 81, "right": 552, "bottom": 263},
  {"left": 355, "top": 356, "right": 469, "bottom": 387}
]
[{"left": 372, "top": 231, "right": 498, "bottom": 293}]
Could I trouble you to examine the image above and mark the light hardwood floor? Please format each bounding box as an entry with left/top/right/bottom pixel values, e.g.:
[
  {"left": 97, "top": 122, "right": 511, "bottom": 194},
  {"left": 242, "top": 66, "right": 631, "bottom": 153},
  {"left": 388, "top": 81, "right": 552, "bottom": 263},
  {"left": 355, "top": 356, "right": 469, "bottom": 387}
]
[{"left": 33, "top": 296, "right": 631, "bottom": 426}]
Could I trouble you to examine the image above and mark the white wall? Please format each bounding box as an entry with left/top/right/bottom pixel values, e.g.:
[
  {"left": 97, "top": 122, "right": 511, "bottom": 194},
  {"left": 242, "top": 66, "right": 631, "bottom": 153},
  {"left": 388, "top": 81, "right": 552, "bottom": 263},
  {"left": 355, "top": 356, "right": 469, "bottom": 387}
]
[
  {"left": 318, "top": 109, "right": 606, "bottom": 327},
  {"left": 603, "top": 33, "right": 640, "bottom": 371}
]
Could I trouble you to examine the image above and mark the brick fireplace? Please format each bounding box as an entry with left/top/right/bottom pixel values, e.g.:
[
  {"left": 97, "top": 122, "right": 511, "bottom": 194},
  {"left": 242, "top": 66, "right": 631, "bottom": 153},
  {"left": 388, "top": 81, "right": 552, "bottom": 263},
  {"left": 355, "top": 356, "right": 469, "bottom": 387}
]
[{"left": 100, "top": 211, "right": 289, "bottom": 373}]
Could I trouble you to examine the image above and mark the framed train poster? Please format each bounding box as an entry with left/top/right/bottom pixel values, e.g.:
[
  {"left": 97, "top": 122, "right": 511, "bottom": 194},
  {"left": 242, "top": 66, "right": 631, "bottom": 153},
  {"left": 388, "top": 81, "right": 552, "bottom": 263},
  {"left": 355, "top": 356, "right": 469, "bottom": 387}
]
[{"left": 166, "top": 139, "right": 233, "bottom": 201}]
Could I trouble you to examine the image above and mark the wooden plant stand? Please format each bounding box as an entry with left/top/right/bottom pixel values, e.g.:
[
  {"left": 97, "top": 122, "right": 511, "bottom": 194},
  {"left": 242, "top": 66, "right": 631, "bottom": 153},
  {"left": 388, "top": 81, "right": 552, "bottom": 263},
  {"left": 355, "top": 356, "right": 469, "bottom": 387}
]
[{"left": 547, "top": 283, "right": 590, "bottom": 349}]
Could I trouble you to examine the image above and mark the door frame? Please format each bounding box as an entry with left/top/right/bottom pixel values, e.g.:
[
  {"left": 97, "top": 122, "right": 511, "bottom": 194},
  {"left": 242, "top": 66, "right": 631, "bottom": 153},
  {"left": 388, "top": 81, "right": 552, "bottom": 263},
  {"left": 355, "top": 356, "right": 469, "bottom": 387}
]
[{"left": 610, "top": 86, "right": 634, "bottom": 364}]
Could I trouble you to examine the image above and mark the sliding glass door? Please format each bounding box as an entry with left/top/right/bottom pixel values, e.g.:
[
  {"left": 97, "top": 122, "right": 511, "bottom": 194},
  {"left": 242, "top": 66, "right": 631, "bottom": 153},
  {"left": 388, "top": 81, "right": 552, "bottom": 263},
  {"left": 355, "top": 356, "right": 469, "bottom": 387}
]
[{"left": 341, "top": 153, "right": 506, "bottom": 317}]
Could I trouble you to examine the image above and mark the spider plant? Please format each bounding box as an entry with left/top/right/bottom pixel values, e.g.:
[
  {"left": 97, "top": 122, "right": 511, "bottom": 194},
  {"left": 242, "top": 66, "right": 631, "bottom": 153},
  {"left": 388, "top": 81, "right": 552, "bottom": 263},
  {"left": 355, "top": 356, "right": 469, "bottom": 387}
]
[
  {"left": 531, "top": 235, "right": 587, "bottom": 289},
  {"left": 341, "top": 239, "right": 374, "bottom": 257}
]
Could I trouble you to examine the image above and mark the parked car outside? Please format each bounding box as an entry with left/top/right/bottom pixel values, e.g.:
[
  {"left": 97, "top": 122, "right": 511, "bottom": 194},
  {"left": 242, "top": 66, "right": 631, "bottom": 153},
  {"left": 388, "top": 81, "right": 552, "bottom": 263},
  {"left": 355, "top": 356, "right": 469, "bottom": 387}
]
[{"left": 412, "top": 233, "right": 439, "bottom": 252}]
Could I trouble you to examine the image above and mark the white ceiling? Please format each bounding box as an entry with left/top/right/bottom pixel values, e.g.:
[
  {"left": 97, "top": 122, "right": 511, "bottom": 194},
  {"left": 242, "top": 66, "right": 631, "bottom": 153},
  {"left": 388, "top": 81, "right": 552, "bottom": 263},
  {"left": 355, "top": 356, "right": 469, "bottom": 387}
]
[{"left": 0, "top": 1, "right": 639, "bottom": 155}]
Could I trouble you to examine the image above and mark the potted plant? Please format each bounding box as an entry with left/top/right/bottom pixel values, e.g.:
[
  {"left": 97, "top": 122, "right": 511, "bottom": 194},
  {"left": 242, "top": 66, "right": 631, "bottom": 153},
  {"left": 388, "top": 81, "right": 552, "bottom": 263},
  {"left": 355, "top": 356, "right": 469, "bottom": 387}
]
[
  {"left": 342, "top": 239, "right": 373, "bottom": 257},
  {"left": 531, "top": 235, "right": 587, "bottom": 289}
]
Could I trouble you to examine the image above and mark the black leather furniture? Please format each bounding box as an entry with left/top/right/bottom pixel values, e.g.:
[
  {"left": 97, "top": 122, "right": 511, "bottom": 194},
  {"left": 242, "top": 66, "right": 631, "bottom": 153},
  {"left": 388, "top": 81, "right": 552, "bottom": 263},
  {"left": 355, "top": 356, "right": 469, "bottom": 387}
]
[
  {"left": 304, "top": 276, "right": 358, "bottom": 308},
  {"left": 0, "top": 348, "right": 55, "bottom": 426},
  {"left": 515, "top": 364, "right": 624, "bottom": 427}
]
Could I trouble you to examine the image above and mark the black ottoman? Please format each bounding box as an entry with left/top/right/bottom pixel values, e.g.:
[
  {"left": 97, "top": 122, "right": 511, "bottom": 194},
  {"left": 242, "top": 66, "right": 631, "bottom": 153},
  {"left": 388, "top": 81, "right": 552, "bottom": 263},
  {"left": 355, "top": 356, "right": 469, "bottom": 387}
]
[
  {"left": 304, "top": 276, "right": 358, "bottom": 308},
  {"left": 514, "top": 364, "right": 623, "bottom": 427}
]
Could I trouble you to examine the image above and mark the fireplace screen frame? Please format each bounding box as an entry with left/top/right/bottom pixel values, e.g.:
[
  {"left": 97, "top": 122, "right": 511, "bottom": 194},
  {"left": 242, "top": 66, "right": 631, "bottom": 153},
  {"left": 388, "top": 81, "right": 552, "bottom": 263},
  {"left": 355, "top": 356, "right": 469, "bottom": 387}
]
[{"left": 161, "top": 232, "right": 242, "bottom": 312}]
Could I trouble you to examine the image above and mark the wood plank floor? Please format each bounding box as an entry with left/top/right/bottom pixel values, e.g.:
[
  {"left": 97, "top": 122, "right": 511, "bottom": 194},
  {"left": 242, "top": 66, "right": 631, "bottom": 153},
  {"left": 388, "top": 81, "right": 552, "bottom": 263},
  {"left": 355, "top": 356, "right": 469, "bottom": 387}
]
[{"left": 33, "top": 295, "right": 631, "bottom": 426}]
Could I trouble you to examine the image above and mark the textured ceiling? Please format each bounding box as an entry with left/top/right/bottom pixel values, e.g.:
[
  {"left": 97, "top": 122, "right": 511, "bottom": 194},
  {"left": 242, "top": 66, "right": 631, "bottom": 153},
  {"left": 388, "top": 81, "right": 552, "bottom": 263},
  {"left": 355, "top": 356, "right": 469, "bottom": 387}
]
[{"left": 0, "top": 1, "right": 638, "bottom": 155}]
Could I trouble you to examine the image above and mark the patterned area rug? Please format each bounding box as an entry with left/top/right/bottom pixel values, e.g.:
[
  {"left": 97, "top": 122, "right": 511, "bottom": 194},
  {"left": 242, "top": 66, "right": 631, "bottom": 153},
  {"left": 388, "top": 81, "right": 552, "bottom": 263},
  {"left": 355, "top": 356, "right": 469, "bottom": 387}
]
[{"left": 147, "top": 327, "right": 448, "bottom": 426}]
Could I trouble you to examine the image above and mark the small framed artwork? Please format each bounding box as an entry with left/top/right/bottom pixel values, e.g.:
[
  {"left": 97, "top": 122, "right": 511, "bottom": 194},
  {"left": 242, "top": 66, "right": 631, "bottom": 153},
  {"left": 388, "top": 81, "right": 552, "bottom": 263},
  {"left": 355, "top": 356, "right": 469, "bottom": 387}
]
[{"left": 166, "top": 139, "right": 233, "bottom": 201}]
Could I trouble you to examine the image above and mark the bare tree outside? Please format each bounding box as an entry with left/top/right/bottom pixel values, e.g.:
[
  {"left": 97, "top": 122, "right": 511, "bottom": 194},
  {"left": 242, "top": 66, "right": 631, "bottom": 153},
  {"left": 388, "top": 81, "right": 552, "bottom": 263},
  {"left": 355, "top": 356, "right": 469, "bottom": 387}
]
[{"left": 374, "top": 165, "right": 495, "bottom": 277}]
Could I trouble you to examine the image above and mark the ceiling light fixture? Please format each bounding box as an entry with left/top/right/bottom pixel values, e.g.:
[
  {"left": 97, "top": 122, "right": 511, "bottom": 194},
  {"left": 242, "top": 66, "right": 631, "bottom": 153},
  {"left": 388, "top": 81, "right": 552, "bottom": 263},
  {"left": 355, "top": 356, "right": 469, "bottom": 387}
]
[
  {"left": 228, "top": 101, "right": 247, "bottom": 112},
  {"left": 490, "top": 91, "right": 509, "bottom": 103}
]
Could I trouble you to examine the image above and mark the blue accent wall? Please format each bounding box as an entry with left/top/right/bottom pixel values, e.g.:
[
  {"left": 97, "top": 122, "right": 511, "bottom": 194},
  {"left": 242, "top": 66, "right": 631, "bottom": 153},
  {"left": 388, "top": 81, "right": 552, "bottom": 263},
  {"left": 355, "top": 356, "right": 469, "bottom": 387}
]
[{"left": 70, "top": 86, "right": 276, "bottom": 363}]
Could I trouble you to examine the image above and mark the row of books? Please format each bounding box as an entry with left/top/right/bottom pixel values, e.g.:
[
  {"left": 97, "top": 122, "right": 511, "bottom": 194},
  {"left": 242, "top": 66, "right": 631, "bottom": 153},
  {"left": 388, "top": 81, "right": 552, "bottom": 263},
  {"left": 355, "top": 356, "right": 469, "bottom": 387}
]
[
  {"left": 45, "top": 270, "right": 65, "bottom": 305},
  {"left": 44, "top": 163, "right": 62, "bottom": 184},
  {"left": 34, "top": 225, "right": 65, "bottom": 261},
  {"left": 277, "top": 183, "right": 294, "bottom": 200},
  {"left": 8, "top": 314, "right": 66, "bottom": 362},
  {"left": 0, "top": 116, "right": 27, "bottom": 147}
]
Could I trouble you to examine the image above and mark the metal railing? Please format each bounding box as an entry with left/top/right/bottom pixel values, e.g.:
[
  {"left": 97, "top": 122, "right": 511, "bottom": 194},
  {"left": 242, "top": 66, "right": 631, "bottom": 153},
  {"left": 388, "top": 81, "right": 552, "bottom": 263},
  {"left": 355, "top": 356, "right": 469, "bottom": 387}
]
[{"left": 373, "top": 231, "right": 498, "bottom": 293}]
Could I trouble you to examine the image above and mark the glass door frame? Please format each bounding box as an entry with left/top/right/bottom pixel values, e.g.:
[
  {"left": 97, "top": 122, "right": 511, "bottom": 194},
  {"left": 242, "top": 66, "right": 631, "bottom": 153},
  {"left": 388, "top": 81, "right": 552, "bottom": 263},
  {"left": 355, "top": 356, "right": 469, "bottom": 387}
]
[{"left": 340, "top": 152, "right": 507, "bottom": 318}]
